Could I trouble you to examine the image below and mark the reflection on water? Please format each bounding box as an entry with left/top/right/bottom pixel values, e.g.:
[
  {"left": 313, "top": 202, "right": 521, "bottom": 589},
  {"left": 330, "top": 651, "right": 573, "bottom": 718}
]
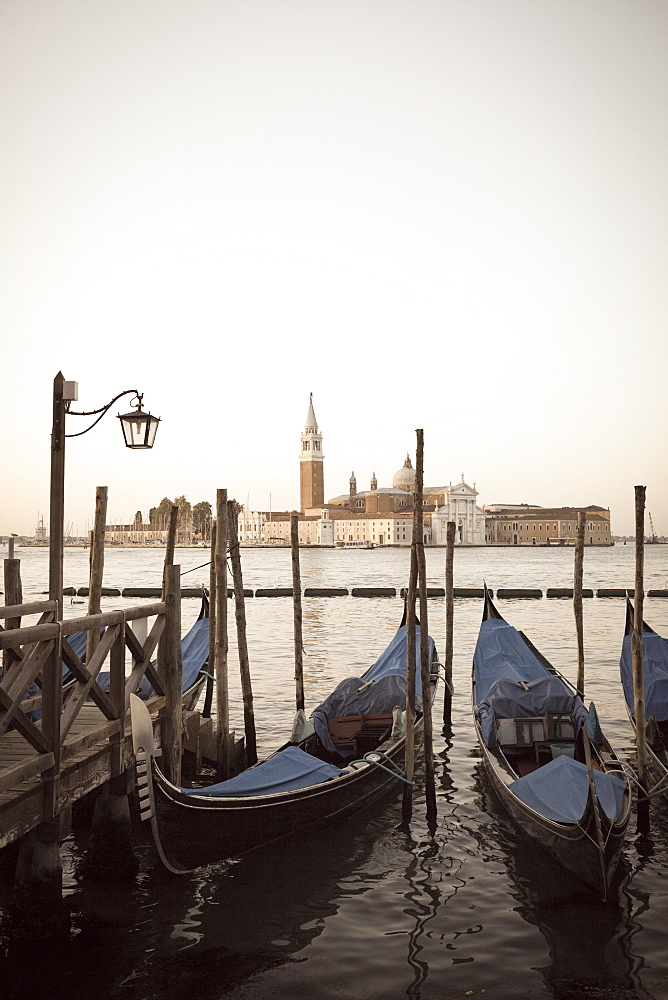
[{"left": 3, "top": 547, "right": 668, "bottom": 998}]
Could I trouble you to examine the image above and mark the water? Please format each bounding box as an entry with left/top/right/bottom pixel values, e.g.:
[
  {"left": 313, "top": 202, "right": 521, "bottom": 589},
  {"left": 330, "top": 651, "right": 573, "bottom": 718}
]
[{"left": 3, "top": 545, "right": 668, "bottom": 999}]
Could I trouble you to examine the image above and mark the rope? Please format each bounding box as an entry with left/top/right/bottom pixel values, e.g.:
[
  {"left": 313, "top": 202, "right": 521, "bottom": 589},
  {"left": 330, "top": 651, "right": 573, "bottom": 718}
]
[
  {"left": 180, "top": 562, "right": 211, "bottom": 577},
  {"left": 346, "top": 750, "right": 415, "bottom": 786},
  {"left": 179, "top": 547, "right": 235, "bottom": 577},
  {"left": 645, "top": 771, "right": 668, "bottom": 799},
  {"left": 576, "top": 818, "right": 613, "bottom": 851},
  {"left": 615, "top": 760, "right": 668, "bottom": 801}
]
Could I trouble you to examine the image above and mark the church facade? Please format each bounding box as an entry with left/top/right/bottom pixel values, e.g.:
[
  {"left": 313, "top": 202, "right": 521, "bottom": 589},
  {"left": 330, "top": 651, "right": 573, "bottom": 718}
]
[{"left": 237, "top": 396, "right": 487, "bottom": 546}]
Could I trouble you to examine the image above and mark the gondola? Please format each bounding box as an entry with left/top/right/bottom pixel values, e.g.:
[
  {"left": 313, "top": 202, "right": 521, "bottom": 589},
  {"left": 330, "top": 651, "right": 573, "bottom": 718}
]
[
  {"left": 620, "top": 600, "right": 668, "bottom": 799},
  {"left": 131, "top": 614, "right": 439, "bottom": 872},
  {"left": 472, "top": 588, "right": 630, "bottom": 899}
]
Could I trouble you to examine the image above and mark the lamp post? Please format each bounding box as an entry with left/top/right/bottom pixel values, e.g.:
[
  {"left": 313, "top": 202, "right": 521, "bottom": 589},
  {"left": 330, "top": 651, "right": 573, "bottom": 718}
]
[{"left": 49, "top": 371, "right": 160, "bottom": 618}]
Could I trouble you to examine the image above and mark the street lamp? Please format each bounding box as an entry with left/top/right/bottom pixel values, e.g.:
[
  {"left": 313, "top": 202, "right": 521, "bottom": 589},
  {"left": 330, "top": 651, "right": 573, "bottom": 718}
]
[
  {"left": 49, "top": 371, "right": 160, "bottom": 618},
  {"left": 117, "top": 395, "right": 161, "bottom": 450}
]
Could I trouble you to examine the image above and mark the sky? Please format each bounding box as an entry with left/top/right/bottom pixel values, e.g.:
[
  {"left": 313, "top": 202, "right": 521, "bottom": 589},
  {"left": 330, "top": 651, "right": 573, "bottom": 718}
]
[{"left": 1, "top": 0, "right": 666, "bottom": 537}]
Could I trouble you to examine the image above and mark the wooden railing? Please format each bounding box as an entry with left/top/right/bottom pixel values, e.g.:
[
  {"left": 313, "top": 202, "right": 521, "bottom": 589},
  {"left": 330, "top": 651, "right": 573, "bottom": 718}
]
[{"left": 0, "top": 600, "right": 167, "bottom": 803}]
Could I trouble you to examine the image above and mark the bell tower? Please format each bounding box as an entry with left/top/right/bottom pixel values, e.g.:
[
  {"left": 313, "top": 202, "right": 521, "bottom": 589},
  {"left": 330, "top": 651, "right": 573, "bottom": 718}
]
[{"left": 299, "top": 393, "right": 325, "bottom": 511}]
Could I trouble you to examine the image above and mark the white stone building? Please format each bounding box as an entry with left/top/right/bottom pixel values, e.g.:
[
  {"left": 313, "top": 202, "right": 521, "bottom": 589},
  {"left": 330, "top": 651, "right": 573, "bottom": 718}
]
[{"left": 430, "top": 478, "right": 487, "bottom": 545}]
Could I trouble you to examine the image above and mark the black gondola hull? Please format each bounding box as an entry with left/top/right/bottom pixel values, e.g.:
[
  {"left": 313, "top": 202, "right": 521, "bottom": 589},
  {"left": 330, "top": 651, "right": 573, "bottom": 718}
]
[
  {"left": 151, "top": 718, "right": 427, "bottom": 870},
  {"left": 473, "top": 589, "right": 630, "bottom": 899},
  {"left": 475, "top": 717, "right": 628, "bottom": 896}
]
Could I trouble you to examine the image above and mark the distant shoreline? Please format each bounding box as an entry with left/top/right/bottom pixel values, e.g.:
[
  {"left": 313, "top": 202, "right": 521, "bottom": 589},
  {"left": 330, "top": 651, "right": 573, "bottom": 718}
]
[{"left": 13, "top": 541, "right": 635, "bottom": 551}]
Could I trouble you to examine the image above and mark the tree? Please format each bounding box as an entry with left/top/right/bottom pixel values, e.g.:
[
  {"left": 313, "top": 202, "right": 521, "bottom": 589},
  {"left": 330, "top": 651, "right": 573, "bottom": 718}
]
[
  {"left": 134, "top": 510, "right": 143, "bottom": 527},
  {"left": 174, "top": 495, "right": 192, "bottom": 528},
  {"left": 150, "top": 498, "right": 173, "bottom": 528},
  {"left": 192, "top": 501, "right": 212, "bottom": 536}
]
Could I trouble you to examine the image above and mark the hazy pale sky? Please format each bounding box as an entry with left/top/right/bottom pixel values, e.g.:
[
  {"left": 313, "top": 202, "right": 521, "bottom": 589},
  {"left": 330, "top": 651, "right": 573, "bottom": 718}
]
[{"left": 1, "top": 0, "right": 666, "bottom": 537}]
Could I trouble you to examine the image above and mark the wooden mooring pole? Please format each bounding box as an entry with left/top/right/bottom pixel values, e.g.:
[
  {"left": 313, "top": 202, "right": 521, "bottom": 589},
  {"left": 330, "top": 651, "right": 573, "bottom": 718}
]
[
  {"left": 160, "top": 564, "right": 183, "bottom": 785},
  {"left": 3, "top": 547, "right": 22, "bottom": 674},
  {"left": 86, "top": 485, "right": 107, "bottom": 664},
  {"left": 203, "top": 520, "right": 216, "bottom": 719},
  {"left": 10, "top": 818, "right": 70, "bottom": 946},
  {"left": 401, "top": 538, "right": 418, "bottom": 827},
  {"left": 165, "top": 503, "right": 178, "bottom": 568},
  {"left": 632, "top": 484, "right": 650, "bottom": 835},
  {"left": 214, "top": 490, "right": 230, "bottom": 779},
  {"left": 443, "top": 520, "right": 455, "bottom": 726},
  {"left": 10, "top": 544, "right": 68, "bottom": 941},
  {"left": 574, "top": 510, "right": 585, "bottom": 699},
  {"left": 89, "top": 610, "right": 137, "bottom": 881},
  {"left": 291, "top": 512, "right": 305, "bottom": 712},
  {"left": 157, "top": 504, "right": 183, "bottom": 784},
  {"left": 414, "top": 429, "right": 437, "bottom": 828},
  {"left": 229, "top": 500, "right": 258, "bottom": 765}
]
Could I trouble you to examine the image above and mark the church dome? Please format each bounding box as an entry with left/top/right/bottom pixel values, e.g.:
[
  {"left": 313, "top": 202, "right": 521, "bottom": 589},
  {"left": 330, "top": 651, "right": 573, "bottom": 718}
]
[{"left": 392, "top": 454, "right": 416, "bottom": 491}]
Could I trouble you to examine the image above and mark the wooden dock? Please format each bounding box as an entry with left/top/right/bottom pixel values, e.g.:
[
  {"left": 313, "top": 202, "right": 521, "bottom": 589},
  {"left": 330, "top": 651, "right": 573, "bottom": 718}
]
[{"left": 0, "top": 577, "right": 224, "bottom": 941}]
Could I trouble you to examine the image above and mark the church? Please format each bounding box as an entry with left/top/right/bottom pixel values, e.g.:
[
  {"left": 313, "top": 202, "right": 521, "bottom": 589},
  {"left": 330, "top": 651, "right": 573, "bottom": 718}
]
[{"left": 237, "top": 396, "right": 486, "bottom": 546}]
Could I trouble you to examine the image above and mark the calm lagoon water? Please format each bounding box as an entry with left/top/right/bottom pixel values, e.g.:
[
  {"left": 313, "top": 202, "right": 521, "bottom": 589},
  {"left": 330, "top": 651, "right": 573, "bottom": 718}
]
[{"left": 3, "top": 544, "right": 668, "bottom": 1000}]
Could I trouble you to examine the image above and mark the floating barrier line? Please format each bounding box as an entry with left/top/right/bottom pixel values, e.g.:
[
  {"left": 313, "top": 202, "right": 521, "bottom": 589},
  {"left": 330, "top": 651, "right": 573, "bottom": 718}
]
[{"left": 57, "top": 586, "right": 667, "bottom": 599}]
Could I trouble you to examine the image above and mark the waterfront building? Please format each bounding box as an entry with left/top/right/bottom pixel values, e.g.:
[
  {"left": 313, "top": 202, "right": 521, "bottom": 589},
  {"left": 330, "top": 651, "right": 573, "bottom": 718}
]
[
  {"left": 431, "top": 478, "right": 487, "bottom": 545},
  {"left": 239, "top": 398, "right": 486, "bottom": 546},
  {"left": 103, "top": 522, "right": 191, "bottom": 545},
  {"left": 485, "top": 505, "right": 612, "bottom": 545},
  {"left": 109, "top": 398, "right": 612, "bottom": 550}
]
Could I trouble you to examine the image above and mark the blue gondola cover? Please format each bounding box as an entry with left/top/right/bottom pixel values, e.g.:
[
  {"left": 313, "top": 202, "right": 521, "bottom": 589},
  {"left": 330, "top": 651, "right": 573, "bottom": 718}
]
[
  {"left": 310, "top": 623, "right": 433, "bottom": 755},
  {"left": 97, "top": 617, "right": 210, "bottom": 698},
  {"left": 508, "top": 754, "right": 628, "bottom": 823},
  {"left": 181, "top": 746, "right": 344, "bottom": 797},
  {"left": 474, "top": 617, "right": 599, "bottom": 749},
  {"left": 473, "top": 618, "right": 549, "bottom": 701},
  {"left": 620, "top": 631, "right": 668, "bottom": 723}
]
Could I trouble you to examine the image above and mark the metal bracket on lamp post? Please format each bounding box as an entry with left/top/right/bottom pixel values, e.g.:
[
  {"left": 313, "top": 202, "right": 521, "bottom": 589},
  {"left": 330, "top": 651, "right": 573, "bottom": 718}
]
[{"left": 48, "top": 372, "right": 160, "bottom": 619}]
